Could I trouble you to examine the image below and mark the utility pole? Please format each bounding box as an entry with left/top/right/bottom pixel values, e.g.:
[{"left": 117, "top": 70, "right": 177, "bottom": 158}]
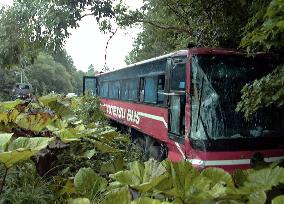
[{"left": 20, "top": 70, "right": 23, "bottom": 83}]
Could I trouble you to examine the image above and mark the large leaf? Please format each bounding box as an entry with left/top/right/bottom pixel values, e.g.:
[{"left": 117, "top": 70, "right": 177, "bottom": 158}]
[
  {"left": 131, "top": 197, "right": 172, "bottom": 204},
  {"left": 89, "top": 139, "right": 122, "bottom": 154},
  {"left": 0, "top": 136, "right": 53, "bottom": 168},
  {"left": 0, "top": 113, "right": 9, "bottom": 125},
  {"left": 102, "top": 186, "right": 131, "bottom": 204},
  {"left": 244, "top": 166, "right": 284, "bottom": 191},
  {"left": 74, "top": 168, "right": 108, "bottom": 198},
  {"left": 38, "top": 94, "right": 59, "bottom": 106},
  {"left": 15, "top": 112, "right": 56, "bottom": 132},
  {"left": 100, "top": 156, "right": 125, "bottom": 174},
  {"left": 110, "top": 159, "right": 168, "bottom": 192},
  {"left": 0, "top": 133, "right": 13, "bottom": 151},
  {"left": 0, "top": 99, "right": 21, "bottom": 111},
  {"left": 55, "top": 128, "right": 83, "bottom": 143},
  {"left": 247, "top": 190, "right": 266, "bottom": 204},
  {"left": 8, "top": 137, "right": 53, "bottom": 151},
  {"left": 272, "top": 195, "right": 284, "bottom": 204},
  {"left": 48, "top": 100, "right": 74, "bottom": 120},
  {"left": 68, "top": 198, "right": 91, "bottom": 204},
  {"left": 201, "top": 168, "right": 234, "bottom": 188}
]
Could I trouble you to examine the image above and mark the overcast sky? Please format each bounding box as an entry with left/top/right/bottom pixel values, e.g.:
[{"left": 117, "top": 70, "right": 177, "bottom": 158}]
[{"left": 0, "top": 0, "right": 143, "bottom": 72}]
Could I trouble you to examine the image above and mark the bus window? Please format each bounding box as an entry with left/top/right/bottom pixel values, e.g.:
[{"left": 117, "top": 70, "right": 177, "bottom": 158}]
[
  {"left": 100, "top": 82, "right": 109, "bottom": 98},
  {"left": 144, "top": 76, "right": 158, "bottom": 103},
  {"left": 109, "top": 81, "right": 120, "bottom": 99},
  {"left": 139, "top": 77, "right": 145, "bottom": 102},
  {"left": 128, "top": 79, "right": 139, "bottom": 101},
  {"left": 83, "top": 76, "right": 97, "bottom": 95},
  {"left": 157, "top": 75, "right": 165, "bottom": 104},
  {"left": 171, "top": 60, "right": 186, "bottom": 90}
]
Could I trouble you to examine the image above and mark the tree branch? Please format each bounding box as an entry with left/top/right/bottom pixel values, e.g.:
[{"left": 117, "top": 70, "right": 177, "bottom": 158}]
[
  {"left": 104, "top": 28, "right": 118, "bottom": 71},
  {"left": 137, "top": 19, "right": 191, "bottom": 35}
]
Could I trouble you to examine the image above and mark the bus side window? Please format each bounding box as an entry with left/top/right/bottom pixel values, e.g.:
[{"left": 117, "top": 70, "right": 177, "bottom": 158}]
[
  {"left": 157, "top": 75, "right": 165, "bottom": 104},
  {"left": 109, "top": 81, "right": 120, "bottom": 99},
  {"left": 171, "top": 63, "right": 186, "bottom": 91},
  {"left": 128, "top": 79, "right": 139, "bottom": 101},
  {"left": 120, "top": 80, "right": 128, "bottom": 100},
  {"left": 139, "top": 77, "right": 145, "bottom": 102},
  {"left": 100, "top": 82, "right": 109, "bottom": 98},
  {"left": 144, "top": 76, "right": 158, "bottom": 104}
]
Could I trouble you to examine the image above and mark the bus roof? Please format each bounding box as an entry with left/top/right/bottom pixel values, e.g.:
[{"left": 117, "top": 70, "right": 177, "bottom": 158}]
[
  {"left": 96, "top": 47, "right": 260, "bottom": 77},
  {"left": 98, "top": 50, "right": 187, "bottom": 77}
]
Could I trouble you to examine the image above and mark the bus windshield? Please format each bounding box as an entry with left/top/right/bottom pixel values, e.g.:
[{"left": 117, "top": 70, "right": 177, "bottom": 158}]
[{"left": 190, "top": 55, "right": 284, "bottom": 140}]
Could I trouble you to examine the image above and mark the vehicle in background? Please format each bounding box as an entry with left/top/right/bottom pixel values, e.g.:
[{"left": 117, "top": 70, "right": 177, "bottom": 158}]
[
  {"left": 83, "top": 47, "right": 284, "bottom": 172},
  {"left": 11, "top": 83, "right": 33, "bottom": 100}
]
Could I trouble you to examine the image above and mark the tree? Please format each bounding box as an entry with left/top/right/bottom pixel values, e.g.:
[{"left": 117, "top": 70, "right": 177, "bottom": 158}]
[
  {"left": 86, "top": 64, "right": 97, "bottom": 76},
  {"left": 237, "top": 0, "right": 284, "bottom": 119},
  {"left": 21, "top": 52, "right": 84, "bottom": 96},
  {"left": 122, "top": 0, "right": 270, "bottom": 63},
  {"left": 0, "top": 69, "right": 18, "bottom": 100},
  {"left": 0, "top": 0, "right": 122, "bottom": 69}
]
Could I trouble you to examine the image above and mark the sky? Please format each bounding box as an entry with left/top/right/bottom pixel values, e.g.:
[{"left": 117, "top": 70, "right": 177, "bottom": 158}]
[
  {"left": 65, "top": 16, "right": 141, "bottom": 72},
  {"left": 0, "top": 0, "right": 143, "bottom": 72}
]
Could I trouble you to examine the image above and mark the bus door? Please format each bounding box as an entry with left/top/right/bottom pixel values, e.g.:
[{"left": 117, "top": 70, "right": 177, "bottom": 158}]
[
  {"left": 166, "top": 57, "right": 187, "bottom": 144},
  {"left": 83, "top": 76, "right": 98, "bottom": 95}
]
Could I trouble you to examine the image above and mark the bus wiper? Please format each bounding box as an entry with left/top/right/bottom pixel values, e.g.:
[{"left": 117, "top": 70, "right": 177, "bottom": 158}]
[{"left": 195, "top": 76, "right": 211, "bottom": 141}]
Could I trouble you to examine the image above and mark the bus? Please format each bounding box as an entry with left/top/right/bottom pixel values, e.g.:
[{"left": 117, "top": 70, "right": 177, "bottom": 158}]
[{"left": 83, "top": 47, "right": 284, "bottom": 172}]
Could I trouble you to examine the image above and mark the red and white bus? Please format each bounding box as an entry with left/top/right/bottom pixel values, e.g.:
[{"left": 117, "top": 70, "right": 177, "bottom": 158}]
[{"left": 83, "top": 47, "right": 284, "bottom": 172}]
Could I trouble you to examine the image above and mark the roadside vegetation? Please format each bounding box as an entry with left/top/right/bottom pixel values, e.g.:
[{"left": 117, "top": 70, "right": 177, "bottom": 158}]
[{"left": 0, "top": 95, "right": 283, "bottom": 203}]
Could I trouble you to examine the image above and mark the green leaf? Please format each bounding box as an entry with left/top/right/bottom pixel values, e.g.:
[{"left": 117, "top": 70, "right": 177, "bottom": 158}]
[
  {"left": 100, "top": 156, "right": 124, "bottom": 174},
  {"left": 15, "top": 113, "right": 55, "bottom": 132},
  {"left": 0, "top": 150, "right": 37, "bottom": 168},
  {"left": 80, "top": 149, "right": 96, "bottom": 159},
  {"left": 201, "top": 168, "right": 234, "bottom": 187},
  {"left": 68, "top": 198, "right": 91, "bottom": 204},
  {"left": 103, "top": 186, "right": 131, "bottom": 204},
  {"left": 0, "top": 113, "right": 9, "bottom": 125},
  {"left": 0, "top": 133, "right": 13, "bottom": 152},
  {"left": 48, "top": 100, "right": 74, "bottom": 120},
  {"left": 38, "top": 94, "right": 59, "bottom": 106},
  {"left": 56, "top": 128, "right": 82, "bottom": 143},
  {"left": 0, "top": 99, "right": 21, "bottom": 111},
  {"left": 8, "top": 137, "right": 54, "bottom": 151},
  {"left": 233, "top": 169, "right": 249, "bottom": 187},
  {"left": 132, "top": 197, "right": 172, "bottom": 204},
  {"left": 110, "top": 159, "right": 168, "bottom": 192},
  {"left": 89, "top": 139, "right": 122, "bottom": 153},
  {"left": 245, "top": 166, "right": 284, "bottom": 190},
  {"left": 74, "top": 168, "right": 108, "bottom": 198},
  {"left": 272, "top": 195, "right": 284, "bottom": 204},
  {"left": 248, "top": 190, "right": 266, "bottom": 204},
  {"left": 0, "top": 137, "right": 53, "bottom": 168}
]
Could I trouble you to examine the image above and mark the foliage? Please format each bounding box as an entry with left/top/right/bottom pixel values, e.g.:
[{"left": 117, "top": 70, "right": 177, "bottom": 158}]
[
  {"left": 0, "top": 96, "right": 284, "bottom": 203},
  {"left": 0, "top": 95, "right": 141, "bottom": 202},
  {"left": 26, "top": 52, "right": 77, "bottom": 95},
  {"left": 0, "top": 50, "right": 84, "bottom": 100},
  {"left": 122, "top": 0, "right": 268, "bottom": 64},
  {"left": 107, "top": 160, "right": 284, "bottom": 203},
  {"left": 240, "top": 0, "right": 284, "bottom": 53},
  {"left": 73, "top": 94, "right": 106, "bottom": 124},
  {"left": 0, "top": 162, "right": 55, "bottom": 203},
  {"left": 236, "top": 64, "right": 284, "bottom": 119},
  {"left": 237, "top": 0, "right": 284, "bottom": 118},
  {"left": 0, "top": 0, "right": 123, "bottom": 69},
  {"left": 74, "top": 167, "right": 107, "bottom": 201},
  {"left": 0, "top": 134, "right": 53, "bottom": 168}
]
